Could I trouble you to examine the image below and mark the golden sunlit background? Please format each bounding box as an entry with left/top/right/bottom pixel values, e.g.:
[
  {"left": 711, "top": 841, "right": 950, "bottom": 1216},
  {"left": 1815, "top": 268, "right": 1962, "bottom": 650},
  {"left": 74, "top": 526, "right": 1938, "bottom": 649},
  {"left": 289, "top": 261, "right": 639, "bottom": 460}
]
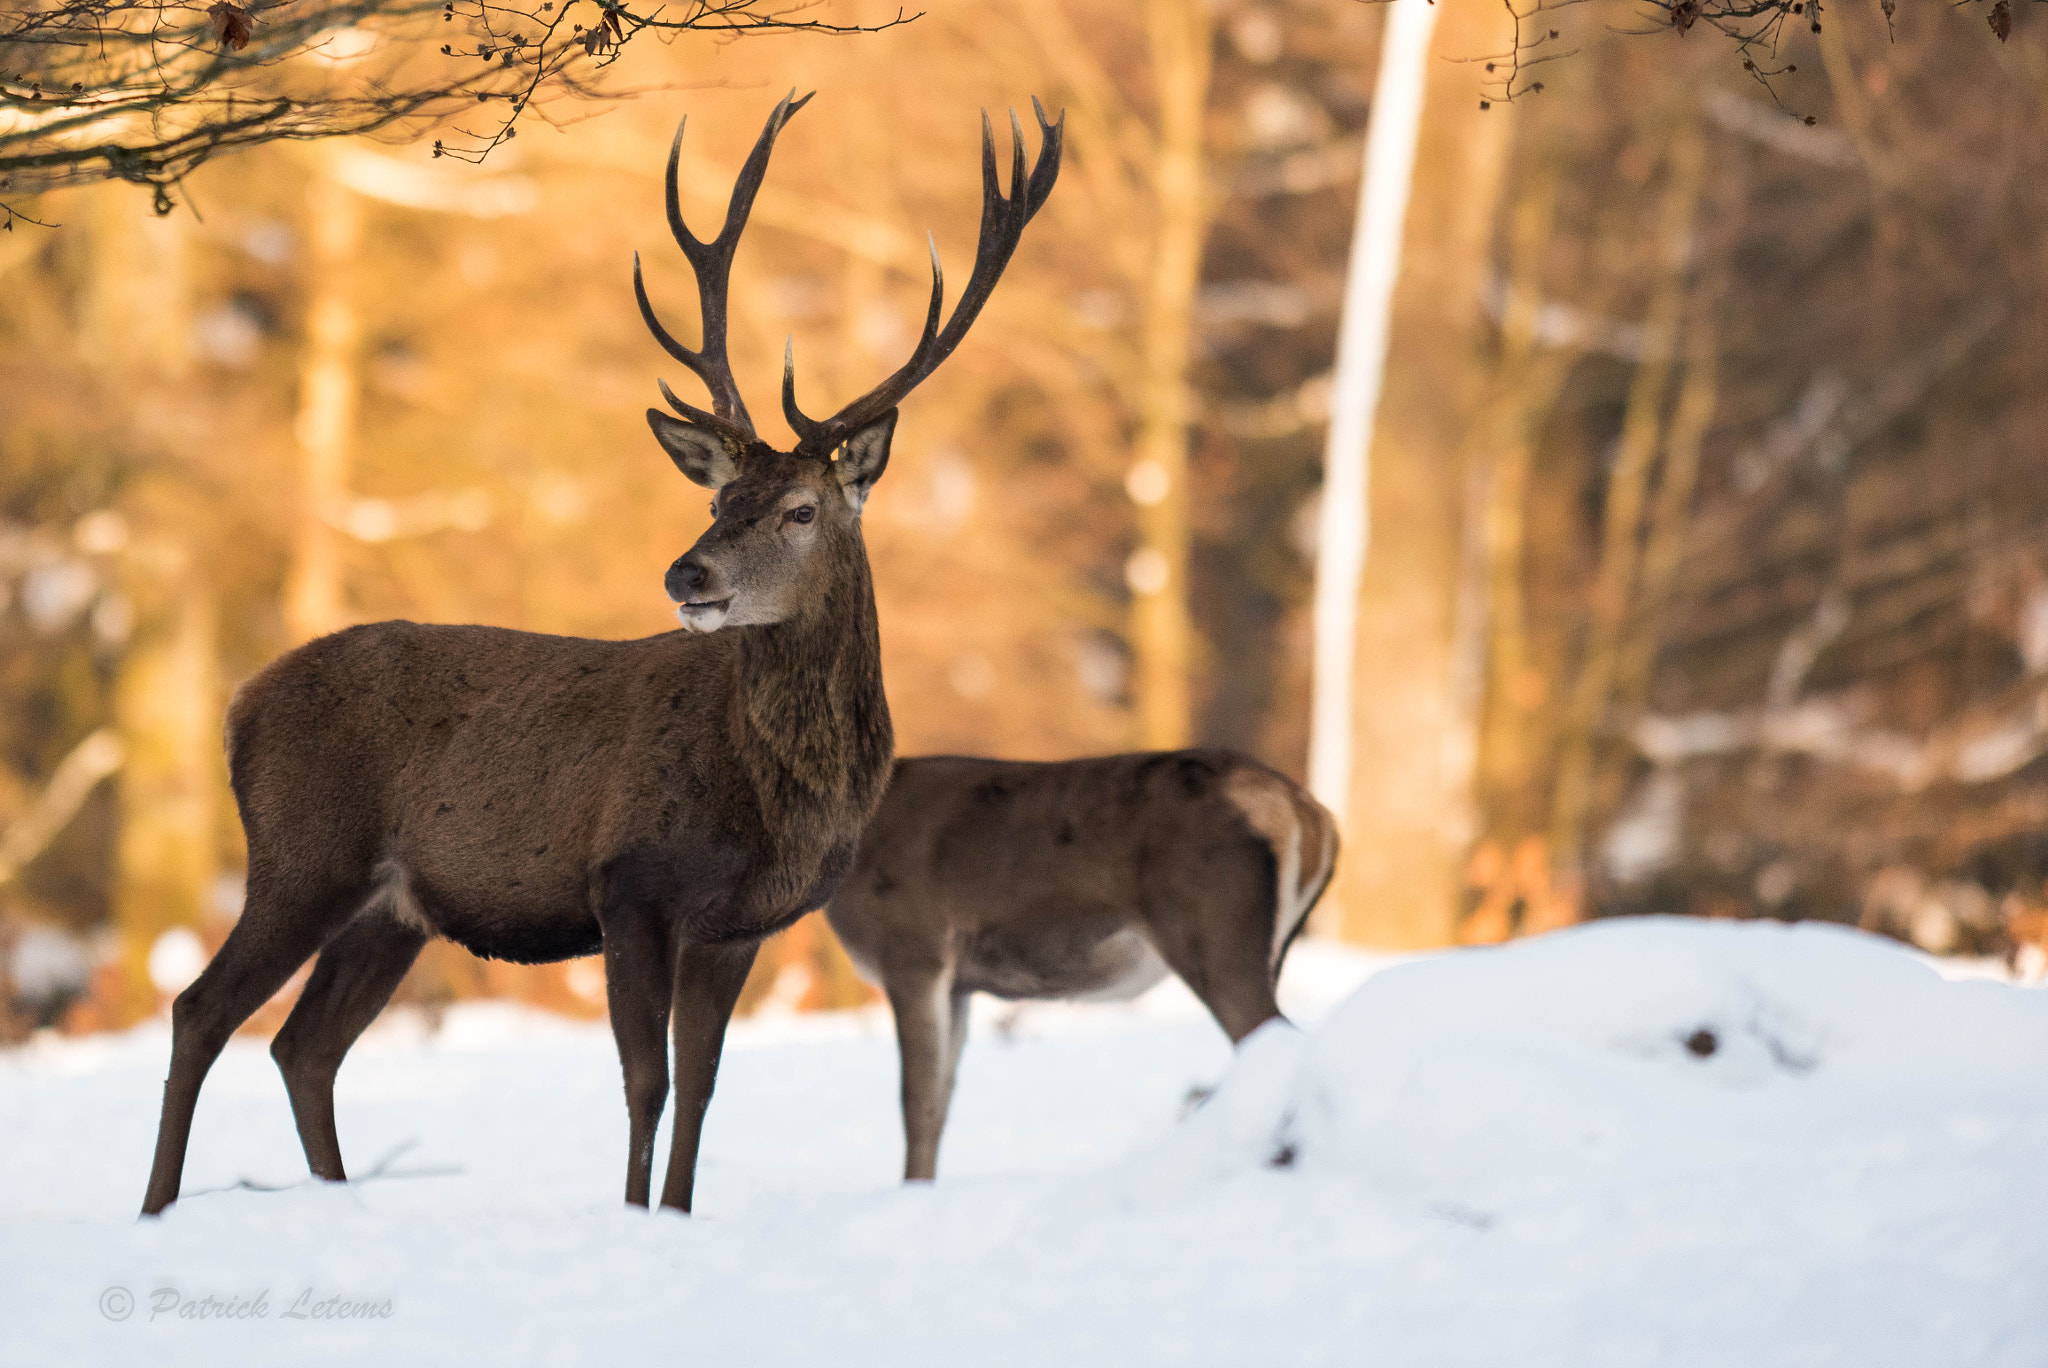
[{"left": 4, "top": 0, "right": 2047, "bottom": 1040}]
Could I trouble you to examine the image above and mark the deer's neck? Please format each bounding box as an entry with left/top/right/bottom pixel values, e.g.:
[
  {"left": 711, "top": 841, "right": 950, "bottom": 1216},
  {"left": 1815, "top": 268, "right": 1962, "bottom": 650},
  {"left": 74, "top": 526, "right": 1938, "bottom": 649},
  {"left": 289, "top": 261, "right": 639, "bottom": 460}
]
[{"left": 729, "top": 529, "right": 893, "bottom": 844}]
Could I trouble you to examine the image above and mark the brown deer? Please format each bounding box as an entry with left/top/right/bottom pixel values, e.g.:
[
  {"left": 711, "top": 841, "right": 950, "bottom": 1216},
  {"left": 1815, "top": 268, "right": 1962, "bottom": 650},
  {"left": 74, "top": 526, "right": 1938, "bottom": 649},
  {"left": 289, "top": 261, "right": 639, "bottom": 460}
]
[
  {"left": 139, "top": 92, "right": 1064, "bottom": 1216},
  {"left": 823, "top": 750, "right": 1338, "bottom": 1181}
]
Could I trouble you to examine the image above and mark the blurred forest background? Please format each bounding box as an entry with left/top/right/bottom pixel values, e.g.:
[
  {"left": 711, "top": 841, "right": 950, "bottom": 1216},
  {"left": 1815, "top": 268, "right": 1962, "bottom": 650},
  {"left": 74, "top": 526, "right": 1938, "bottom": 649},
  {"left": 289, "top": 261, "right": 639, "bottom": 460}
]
[{"left": 3, "top": 0, "right": 2046, "bottom": 1040}]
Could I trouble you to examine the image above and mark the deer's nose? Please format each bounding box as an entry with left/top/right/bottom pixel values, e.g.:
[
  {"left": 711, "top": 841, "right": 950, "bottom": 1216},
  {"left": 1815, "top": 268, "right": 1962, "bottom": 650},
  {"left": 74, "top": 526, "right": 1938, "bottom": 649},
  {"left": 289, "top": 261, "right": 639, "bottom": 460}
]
[{"left": 666, "top": 555, "right": 709, "bottom": 602}]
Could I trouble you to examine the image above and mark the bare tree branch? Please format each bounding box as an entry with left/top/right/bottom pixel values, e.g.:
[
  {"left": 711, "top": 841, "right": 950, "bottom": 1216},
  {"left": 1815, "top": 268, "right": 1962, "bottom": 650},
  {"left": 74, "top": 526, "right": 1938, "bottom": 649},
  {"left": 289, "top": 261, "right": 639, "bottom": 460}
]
[{"left": 0, "top": 0, "right": 917, "bottom": 228}]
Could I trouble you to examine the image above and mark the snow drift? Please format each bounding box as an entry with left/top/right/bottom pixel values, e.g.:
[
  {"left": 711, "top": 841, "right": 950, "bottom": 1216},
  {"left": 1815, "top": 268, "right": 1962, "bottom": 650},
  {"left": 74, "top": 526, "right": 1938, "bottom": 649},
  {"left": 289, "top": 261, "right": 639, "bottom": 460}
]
[{"left": 1294, "top": 917, "right": 2048, "bottom": 1202}]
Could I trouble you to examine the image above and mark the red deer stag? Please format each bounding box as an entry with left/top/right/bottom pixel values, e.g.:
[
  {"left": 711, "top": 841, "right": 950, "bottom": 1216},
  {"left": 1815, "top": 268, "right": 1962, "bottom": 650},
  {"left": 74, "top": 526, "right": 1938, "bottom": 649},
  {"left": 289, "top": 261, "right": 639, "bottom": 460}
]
[
  {"left": 823, "top": 750, "right": 1337, "bottom": 1180},
  {"left": 140, "top": 92, "right": 1063, "bottom": 1216}
]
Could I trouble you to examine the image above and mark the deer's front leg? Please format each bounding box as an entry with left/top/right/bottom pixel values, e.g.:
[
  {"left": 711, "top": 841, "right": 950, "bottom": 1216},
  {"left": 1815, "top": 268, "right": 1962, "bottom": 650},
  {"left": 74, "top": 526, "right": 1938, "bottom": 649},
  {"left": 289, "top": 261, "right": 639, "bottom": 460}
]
[
  {"left": 659, "top": 939, "right": 759, "bottom": 1213},
  {"left": 602, "top": 906, "right": 674, "bottom": 1208},
  {"left": 887, "top": 965, "right": 959, "bottom": 1182}
]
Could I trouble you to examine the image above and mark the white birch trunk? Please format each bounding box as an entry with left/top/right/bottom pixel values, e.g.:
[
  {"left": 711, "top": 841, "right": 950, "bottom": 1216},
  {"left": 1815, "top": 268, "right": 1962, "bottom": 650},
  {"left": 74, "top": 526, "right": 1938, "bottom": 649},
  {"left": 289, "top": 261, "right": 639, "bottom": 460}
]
[{"left": 1306, "top": 0, "right": 1442, "bottom": 821}]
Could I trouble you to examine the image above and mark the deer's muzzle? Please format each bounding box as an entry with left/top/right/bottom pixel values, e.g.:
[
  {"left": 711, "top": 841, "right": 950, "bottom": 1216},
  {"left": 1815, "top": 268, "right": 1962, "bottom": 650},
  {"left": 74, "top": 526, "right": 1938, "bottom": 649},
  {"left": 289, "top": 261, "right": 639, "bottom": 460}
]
[{"left": 667, "top": 552, "right": 732, "bottom": 633}]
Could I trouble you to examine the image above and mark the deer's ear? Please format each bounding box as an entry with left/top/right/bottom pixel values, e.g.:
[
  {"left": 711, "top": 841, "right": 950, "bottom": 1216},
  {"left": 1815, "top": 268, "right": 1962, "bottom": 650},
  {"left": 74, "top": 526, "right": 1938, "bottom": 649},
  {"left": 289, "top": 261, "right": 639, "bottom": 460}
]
[
  {"left": 648, "top": 410, "right": 740, "bottom": 489},
  {"left": 834, "top": 409, "right": 896, "bottom": 511}
]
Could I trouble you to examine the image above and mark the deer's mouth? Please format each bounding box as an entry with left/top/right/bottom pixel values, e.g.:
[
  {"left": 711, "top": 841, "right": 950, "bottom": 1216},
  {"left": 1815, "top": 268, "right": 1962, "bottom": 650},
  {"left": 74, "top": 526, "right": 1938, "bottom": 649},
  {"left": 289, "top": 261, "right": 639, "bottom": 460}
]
[{"left": 674, "top": 598, "right": 732, "bottom": 632}]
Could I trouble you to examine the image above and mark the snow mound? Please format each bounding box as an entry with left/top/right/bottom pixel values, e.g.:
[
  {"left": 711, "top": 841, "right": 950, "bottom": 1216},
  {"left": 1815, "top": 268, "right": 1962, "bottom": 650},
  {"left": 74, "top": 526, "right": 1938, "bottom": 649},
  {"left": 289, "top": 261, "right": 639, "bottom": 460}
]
[{"left": 1155, "top": 917, "right": 2048, "bottom": 1218}]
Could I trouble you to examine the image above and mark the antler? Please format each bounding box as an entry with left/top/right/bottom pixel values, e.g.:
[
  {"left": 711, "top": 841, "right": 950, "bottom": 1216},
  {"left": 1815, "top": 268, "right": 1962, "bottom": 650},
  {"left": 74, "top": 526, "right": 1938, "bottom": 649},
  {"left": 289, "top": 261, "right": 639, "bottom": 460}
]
[
  {"left": 635, "top": 91, "right": 814, "bottom": 448},
  {"left": 782, "top": 98, "right": 1065, "bottom": 454}
]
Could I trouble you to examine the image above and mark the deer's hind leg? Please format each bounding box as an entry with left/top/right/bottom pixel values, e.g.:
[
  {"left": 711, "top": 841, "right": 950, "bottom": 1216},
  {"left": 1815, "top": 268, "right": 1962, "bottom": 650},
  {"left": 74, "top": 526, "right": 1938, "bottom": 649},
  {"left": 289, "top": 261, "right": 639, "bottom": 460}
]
[
  {"left": 937, "top": 986, "right": 971, "bottom": 1135},
  {"left": 271, "top": 908, "right": 428, "bottom": 1182},
  {"left": 142, "top": 872, "right": 366, "bottom": 1216},
  {"left": 1137, "top": 827, "right": 1285, "bottom": 1045}
]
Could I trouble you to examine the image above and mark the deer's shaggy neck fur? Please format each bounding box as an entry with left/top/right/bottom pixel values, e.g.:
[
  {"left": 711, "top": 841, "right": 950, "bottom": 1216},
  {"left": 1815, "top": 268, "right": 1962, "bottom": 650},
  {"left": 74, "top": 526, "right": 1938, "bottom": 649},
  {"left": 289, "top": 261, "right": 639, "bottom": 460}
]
[{"left": 727, "top": 521, "right": 893, "bottom": 920}]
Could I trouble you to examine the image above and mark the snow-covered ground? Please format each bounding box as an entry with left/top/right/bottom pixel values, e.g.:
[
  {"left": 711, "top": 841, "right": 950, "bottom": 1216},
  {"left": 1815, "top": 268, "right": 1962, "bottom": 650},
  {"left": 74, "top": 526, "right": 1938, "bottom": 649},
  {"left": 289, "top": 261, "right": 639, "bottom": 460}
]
[{"left": 3, "top": 918, "right": 2044, "bottom": 1367}]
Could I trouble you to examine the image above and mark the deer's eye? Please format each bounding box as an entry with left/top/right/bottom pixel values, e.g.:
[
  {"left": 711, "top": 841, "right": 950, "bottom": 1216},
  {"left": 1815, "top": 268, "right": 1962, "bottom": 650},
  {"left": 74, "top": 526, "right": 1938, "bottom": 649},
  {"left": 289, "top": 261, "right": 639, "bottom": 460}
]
[{"left": 787, "top": 505, "right": 815, "bottom": 525}]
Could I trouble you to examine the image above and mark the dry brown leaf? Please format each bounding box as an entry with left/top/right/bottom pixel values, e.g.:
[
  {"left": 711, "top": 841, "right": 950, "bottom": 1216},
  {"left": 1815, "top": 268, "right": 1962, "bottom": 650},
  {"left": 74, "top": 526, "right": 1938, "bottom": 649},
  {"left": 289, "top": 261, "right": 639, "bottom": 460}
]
[{"left": 207, "top": 0, "right": 253, "bottom": 51}]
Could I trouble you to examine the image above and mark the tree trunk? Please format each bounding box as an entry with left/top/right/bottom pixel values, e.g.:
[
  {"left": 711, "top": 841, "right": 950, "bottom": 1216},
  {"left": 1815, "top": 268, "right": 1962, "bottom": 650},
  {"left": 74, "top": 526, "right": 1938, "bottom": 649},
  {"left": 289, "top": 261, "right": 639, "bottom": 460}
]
[
  {"left": 1462, "top": 170, "right": 1588, "bottom": 939},
  {"left": 1324, "top": 0, "right": 1519, "bottom": 948},
  {"left": 81, "top": 190, "right": 226, "bottom": 1023},
  {"left": 1548, "top": 123, "right": 1705, "bottom": 879},
  {"left": 1308, "top": 0, "right": 1441, "bottom": 822},
  {"left": 1613, "top": 306, "right": 1720, "bottom": 717},
  {"left": 112, "top": 583, "right": 221, "bottom": 1022},
  {"left": 1126, "top": 0, "right": 1212, "bottom": 750},
  {"left": 282, "top": 163, "right": 363, "bottom": 645}
]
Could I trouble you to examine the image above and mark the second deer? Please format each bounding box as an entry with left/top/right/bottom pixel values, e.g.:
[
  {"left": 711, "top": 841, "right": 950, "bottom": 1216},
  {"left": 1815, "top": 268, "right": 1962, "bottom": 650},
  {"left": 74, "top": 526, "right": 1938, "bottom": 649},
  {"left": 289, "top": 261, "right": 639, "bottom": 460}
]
[{"left": 824, "top": 750, "right": 1338, "bottom": 1181}]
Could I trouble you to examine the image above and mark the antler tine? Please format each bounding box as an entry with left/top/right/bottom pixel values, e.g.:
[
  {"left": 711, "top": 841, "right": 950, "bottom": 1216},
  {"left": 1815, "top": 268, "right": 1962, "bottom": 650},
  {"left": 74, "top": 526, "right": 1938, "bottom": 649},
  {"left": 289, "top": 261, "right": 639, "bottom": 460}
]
[
  {"left": 908, "top": 232, "right": 947, "bottom": 372},
  {"left": 785, "top": 100, "right": 1065, "bottom": 454},
  {"left": 638, "top": 91, "right": 815, "bottom": 445},
  {"left": 1005, "top": 107, "right": 1027, "bottom": 236},
  {"left": 1026, "top": 96, "right": 1063, "bottom": 216},
  {"left": 635, "top": 252, "right": 732, "bottom": 433},
  {"left": 785, "top": 231, "right": 949, "bottom": 448},
  {"left": 655, "top": 376, "right": 723, "bottom": 431},
  {"left": 782, "top": 337, "right": 820, "bottom": 446},
  {"left": 692, "top": 89, "right": 814, "bottom": 259}
]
